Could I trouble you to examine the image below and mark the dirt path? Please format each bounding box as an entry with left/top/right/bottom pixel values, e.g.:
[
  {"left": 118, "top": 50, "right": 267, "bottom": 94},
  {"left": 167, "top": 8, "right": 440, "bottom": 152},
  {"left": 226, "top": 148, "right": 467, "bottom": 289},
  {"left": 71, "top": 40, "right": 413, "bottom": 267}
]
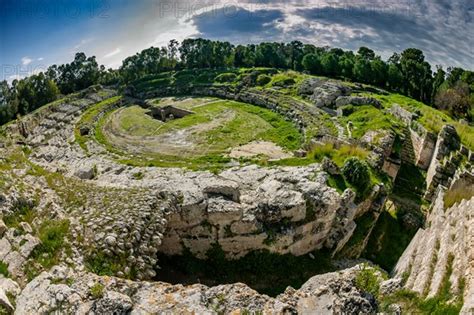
[{"left": 229, "top": 141, "right": 293, "bottom": 160}]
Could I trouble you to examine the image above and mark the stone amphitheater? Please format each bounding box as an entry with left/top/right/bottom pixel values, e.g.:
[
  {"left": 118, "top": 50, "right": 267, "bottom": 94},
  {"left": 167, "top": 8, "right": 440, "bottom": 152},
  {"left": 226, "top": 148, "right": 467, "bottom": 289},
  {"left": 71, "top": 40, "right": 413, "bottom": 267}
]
[{"left": 1, "top": 76, "right": 473, "bottom": 314}]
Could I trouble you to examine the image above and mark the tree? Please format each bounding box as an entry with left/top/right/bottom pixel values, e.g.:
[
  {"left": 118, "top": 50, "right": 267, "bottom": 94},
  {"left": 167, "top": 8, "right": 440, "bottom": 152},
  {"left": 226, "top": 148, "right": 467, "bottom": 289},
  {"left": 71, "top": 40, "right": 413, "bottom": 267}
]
[
  {"left": 320, "top": 52, "right": 339, "bottom": 76},
  {"left": 399, "top": 48, "right": 432, "bottom": 102},
  {"left": 302, "top": 54, "right": 322, "bottom": 74},
  {"left": 387, "top": 63, "right": 403, "bottom": 91},
  {"left": 435, "top": 81, "right": 472, "bottom": 119},
  {"left": 431, "top": 66, "right": 446, "bottom": 103},
  {"left": 49, "top": 53, "right": 100, "bottom": 94},
  {"left": 15, "top": 73, "right": 59, "bottom": 113},
  {"left": 338, "top": 52, "right": 355, "bottom": 78},
  {"left": 0, "top": 80, "right": 17, "bottom": 124},
  {"left": 353, "top": 58, "right": 373, "bottom": 84},
  {"left": 370, "top": 58, "right": 388, "bottom": 87},
  {"left": 357, "top": 47, "right": 376, "bottom": 60},
  {"left": 286, "top": 41, "right": 304, "bottom": 70},
  {"left": 255, "top": 42, "right": 286, "bottom": 68}
]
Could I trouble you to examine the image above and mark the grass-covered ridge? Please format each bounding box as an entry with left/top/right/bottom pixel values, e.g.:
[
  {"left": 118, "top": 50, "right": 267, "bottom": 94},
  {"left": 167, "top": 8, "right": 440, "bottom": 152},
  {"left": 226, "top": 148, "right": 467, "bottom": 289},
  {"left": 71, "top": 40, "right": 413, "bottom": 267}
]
[{"left": 371, "top": 93, "right": 474, "bottom": 150}]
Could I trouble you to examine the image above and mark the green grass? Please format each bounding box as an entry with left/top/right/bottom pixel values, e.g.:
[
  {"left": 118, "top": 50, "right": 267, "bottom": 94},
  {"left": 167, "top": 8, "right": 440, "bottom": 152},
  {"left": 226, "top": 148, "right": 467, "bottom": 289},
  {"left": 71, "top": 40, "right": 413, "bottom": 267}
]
[
  {"left": 85, "top": 251, "right": 137, "bottom": 279},
  {"left": 444, "top": 184, "right": 474, "bottom": 209},
  {"left": 3, "top": 198, "right": 37, "bottom": 229},
  {"left": 373, "top": 93, "right": 474, "bottom": 151},
  {"left": 355, "top": 264, "right": 387, "bottom": 296},
  {"left": 307, "top": 143, "right": 391, "bottom": 199},
  {"left": 0, "top": 261, "right": 9, "bottom": 278},
  {"left": 327, "top": 174, "right": 347, "bottom": 193},
  {"left": 31, "top": 219, "right": 70, "bottom": 269},
  {"left": 309, "top": 143, "right": 370, "bottom": 167},
  {"left": 379, "top": 289, "right": 463, "bottom": 315},
  {"left": 89, "top": 283, "right": 105, "bottom": 299},
  {"left": 340, "top": 104, "right": 404, "bottom": 139}
]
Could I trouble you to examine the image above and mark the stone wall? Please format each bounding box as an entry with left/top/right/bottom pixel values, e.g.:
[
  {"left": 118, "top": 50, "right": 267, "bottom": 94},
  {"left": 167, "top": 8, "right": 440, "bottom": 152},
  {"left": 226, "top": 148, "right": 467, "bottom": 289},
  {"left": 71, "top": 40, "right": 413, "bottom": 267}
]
[
  {"left": 149, "top": 105, "right": 194, "bottom": 121},
  {"left": 158, "top": 168, "right": 385, "bottom": 259},
  {"left": 425, "top": 125, "right": 467, "bottom": 200},
  {"left": 410, "top": 122, "right": 437, "bottom": 169},
  {"left": 393, "top": 183, "right": 473, "bottom": 314},
  {"left": 389, "top": 105, "right": 437, "bottom": 170}
]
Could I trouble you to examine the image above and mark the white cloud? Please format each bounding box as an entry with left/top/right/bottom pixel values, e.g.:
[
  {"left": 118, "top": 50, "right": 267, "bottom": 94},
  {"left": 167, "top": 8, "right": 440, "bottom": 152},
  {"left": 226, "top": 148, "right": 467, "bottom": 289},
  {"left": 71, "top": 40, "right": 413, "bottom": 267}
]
[
  {"left": 21, "top": 57, "right": 32, "bottom": 66},
  {"left": 103, "top": 48, "right": 121, "bottom": 58},
  {"left": 8, "top": 74, "right": 24, "bottom": 82},
  {"left": 37, "top": 57, "right": 44, "bottom": 61}
]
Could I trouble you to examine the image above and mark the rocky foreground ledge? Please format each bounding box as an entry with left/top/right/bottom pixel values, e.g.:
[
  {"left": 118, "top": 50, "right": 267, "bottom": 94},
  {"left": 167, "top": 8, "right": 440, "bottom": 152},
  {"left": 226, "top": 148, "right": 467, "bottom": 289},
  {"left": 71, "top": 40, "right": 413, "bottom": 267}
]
[{"left": 13, "top": 264, "right": 385, "bottom": 314}]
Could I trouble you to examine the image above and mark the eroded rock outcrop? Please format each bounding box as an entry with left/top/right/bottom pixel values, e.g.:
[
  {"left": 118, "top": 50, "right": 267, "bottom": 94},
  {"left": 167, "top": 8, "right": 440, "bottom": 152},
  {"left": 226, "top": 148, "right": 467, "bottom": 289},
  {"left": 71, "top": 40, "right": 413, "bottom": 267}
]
[{"left": 14, "top": 264, "right": 378, "bottom": 315}]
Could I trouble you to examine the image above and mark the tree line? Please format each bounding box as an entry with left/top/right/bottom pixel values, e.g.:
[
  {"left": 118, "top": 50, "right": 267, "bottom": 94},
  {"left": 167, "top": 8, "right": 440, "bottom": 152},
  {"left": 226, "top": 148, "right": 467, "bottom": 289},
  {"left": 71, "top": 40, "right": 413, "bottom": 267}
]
[{"left": 1, "top": 38, "right": 473, "bottom": 125}]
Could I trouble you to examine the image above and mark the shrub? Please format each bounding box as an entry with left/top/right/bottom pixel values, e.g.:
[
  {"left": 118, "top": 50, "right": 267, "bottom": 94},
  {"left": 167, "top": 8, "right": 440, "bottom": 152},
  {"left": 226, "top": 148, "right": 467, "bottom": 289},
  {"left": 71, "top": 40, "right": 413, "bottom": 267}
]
[
  {"left": 342, "top": 157, "right": 371, "bottom": 191},
  {"left": 256, "top": 74, "right": 271, "bottom": 86},
  {"left": 272, "top": 77, "right": 296, "bottom": 87},
  {"left": 355, "top": 264, "right": 381, "bottom": 296},
  {"left": 90, "top": 283, "right": 105, "bottom": 299},
  {"left": 215, "top": 73, "right": 237, "bottom": 83}
]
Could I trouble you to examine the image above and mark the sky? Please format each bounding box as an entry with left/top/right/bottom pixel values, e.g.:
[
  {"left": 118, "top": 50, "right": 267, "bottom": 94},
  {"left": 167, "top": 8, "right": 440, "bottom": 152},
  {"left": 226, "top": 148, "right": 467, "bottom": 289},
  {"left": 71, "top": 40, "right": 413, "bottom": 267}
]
[{"left": 0, "top": 0, "right": 473, "bottom": 81}]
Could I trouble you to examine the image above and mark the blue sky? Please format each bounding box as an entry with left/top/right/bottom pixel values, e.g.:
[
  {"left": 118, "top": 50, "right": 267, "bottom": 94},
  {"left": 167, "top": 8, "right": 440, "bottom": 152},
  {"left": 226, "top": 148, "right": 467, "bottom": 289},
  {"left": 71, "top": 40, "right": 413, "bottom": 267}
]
[{"left": 1, "top": 0, "right": 473, "bottom": 81}]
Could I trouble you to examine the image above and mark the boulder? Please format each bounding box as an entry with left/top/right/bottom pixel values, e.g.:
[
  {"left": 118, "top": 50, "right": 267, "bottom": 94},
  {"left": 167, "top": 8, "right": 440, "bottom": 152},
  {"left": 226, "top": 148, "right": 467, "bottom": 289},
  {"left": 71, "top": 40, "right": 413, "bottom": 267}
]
[
  {"left": 74, "top": 166, "right": 96, "bottom": 180},
  {"left": 298, "top": 78, "right": 352, "bottom": 108},
  {"left": 90, "top": 291, "right": 133, "bottom": 314},
  {"left": 335, "top": 96, "right": 382, "bottom": 108}
]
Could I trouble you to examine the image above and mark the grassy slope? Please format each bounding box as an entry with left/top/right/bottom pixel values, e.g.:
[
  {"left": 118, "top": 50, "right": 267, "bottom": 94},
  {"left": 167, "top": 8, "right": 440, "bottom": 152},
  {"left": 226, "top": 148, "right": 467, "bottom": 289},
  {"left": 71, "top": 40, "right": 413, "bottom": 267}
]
[{"left": 372, "top": 93, "right": 474, "bottom": 150}]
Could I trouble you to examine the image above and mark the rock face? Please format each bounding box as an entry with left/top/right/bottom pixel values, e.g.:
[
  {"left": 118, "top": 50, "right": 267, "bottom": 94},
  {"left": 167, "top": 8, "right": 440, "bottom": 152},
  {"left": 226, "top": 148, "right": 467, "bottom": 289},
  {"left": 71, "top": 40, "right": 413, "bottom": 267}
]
[
  {"left": 298, "top": 78, "right": 352, "bottom": 108},
  {"left": 14, "top": 264, "right": 378, "bottom": 315},
  {"left": 393, "top": 183, "right": 474, "bottom": 314},
  {"left": 160, "top": 165, "right": 367, "bottom": 259},
  {"left": 425, "top": 125, "right": 466, "bottom": 200},
  {"left": 335, "top": 96, "right": 382, "bottom": 108}
]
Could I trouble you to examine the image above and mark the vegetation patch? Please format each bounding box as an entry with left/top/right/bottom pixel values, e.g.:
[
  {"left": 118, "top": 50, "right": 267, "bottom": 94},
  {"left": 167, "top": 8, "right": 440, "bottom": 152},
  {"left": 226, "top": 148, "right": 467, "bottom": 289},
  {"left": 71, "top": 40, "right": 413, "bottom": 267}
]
[
  {"left": 444, "top": 184, "right": 474, "bottom": 209},
  {"left": 363, "top": 210, "right": 418, "bottom": 271},
  {"left": 310, "top": 143, "right": 369, "bottom": 167},
  {"left": 31, "top": 219, "right": 70, "bottom": 269},
  {"left": 0, "top": 261, "right": 9, "bottom": 278},
  {"left": 355, "top": 264, "right": 387, "bottom": 296},
  {"left": 340, "top": 104, "right": 404, "bottom": 139},
  {"left": 155, "top": 244, "right": 334, "bottom": 297},
  {"left": 75, "top": 96, "right": 122, "bottom": 151},
  {"left": 374, "top": 93, "right": 474, "bottom": 151},
  {"left": 89, "top": 283, "right": 105, "bottom": 299},
  {"left": 85, "top": 251, "right": 137, "bottom": 279},
  {"left": 3, "top": 197, "right": 38, "bottom": 229}
]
